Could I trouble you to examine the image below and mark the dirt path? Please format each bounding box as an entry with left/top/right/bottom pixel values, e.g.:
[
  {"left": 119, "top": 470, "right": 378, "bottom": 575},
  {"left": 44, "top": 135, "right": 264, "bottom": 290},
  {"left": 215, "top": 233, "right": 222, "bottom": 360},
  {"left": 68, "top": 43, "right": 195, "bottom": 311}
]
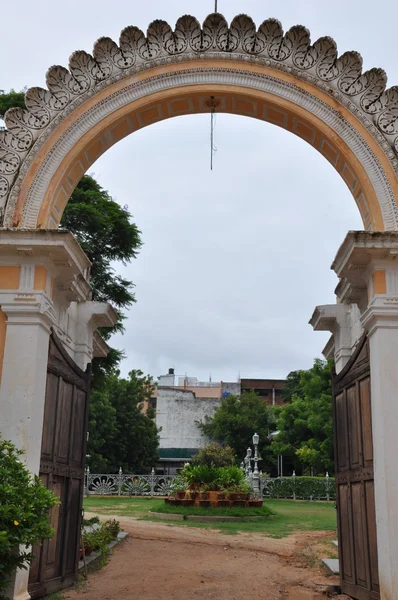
[{"left": 65, "top": 513, "right": 346, "bottom": 600}]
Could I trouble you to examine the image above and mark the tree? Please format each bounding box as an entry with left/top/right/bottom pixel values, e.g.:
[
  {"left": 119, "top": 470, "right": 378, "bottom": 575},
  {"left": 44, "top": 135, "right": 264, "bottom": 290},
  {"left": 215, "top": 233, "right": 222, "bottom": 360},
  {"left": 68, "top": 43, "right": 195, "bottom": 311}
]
[
  {"left": 87, "top": 370, "right": 159, "bottom": 473},
  {"left": 271, "top": 359, "right": 334, "bottom": 474},
  {"left": 61, "top": 175, "right": 142, "bottom": 382},
  {"left": 190, "top": 443, "right": 236, "bottom": 468},
  {"left": 1, "top": 90, "right": 142, "bottom": 381},
  {"left": 281, "top": 369, "right": 305, "bottom": 402},
  {"left": 0, "top": 89, "right": 26, "bottom": 118},
  {"left": 198, "top": 390, "right": 275, "bottom": 473}
]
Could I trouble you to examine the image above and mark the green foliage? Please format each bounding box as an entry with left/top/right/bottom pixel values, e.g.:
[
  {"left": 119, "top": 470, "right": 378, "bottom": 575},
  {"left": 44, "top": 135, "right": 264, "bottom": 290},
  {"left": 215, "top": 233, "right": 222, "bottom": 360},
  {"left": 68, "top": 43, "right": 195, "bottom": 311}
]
[
  {"left": 263, "top": 476, "right": 336, "bottom": 501},
  {"left": 214, "top": 466, "right": 246, "bottom": 490},
  {"left": 281, "top": 369, "right": 305, "bottom": 402},
  {"left": 83, "top": 516, "right": 100, "bottom": 527},
  {"left": 271, "top": 359, "right": 334, "bottom": 474},
  {"left": 0, "top": 439, "right": 58, "bottom": 600},
  {"left": 0, "top": 89, "right": 26, "bottom": 118},
  {"left": 178, "top": 464, "right": 246, "bottom": 492},
  {"left": 190, "top": 443, "right": 236, "bottom": 468},
  {"left": 103, "top": 519, "right": 121, "bottom": 538},
  {"left": 82, "top": 520, "right": 119, "bottom": 566},
  {"left": 61, "top": 175, "right": 142, "bottom": 382},
  {"left": 87, "top": 370, "right": 159, "bottom": 473},
  {"left": 198, "top": 390, "right": 275, "bottom": 472}
]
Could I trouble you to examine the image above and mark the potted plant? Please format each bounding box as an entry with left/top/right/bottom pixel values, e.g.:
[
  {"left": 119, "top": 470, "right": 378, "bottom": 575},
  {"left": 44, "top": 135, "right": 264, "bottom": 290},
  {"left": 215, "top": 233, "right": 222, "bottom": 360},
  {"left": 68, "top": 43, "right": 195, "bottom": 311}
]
[
  {"left": 198, "top": 486, "right": 210, "bottom": 506},
  {"left": 172, "top": 481, "right": 187, "bottom": 499},
  {"left": 248, "top": 498, "right": 264, "bottom": 507},
  {"left": 199, "top": 487, "right": 210, "bottom": 500}
]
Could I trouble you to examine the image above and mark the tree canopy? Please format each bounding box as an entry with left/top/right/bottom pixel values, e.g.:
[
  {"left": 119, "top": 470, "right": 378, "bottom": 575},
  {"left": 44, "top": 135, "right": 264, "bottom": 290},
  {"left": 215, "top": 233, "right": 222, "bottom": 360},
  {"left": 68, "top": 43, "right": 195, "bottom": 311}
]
[
  {"left": 0, "top": 89, "right": 26, "bottom": 118},
  {"left": 271, "top": 359, "right": 334, "bottom": 475},
  {"left": 198, "top": 390, "right": 276, "bottom": 473},
  {"left": 87, "top": 370, "right": 159, "bottom": 473},
  {"left": 61, "top": 175, "right": 142, "bottom": 383}
]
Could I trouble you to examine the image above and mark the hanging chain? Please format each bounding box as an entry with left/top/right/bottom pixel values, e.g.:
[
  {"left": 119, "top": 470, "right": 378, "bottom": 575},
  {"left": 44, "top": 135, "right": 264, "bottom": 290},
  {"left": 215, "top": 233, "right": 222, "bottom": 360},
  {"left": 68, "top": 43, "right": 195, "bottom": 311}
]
[{"left": 210, "top": 0, "right": 218, "bottom": 169}]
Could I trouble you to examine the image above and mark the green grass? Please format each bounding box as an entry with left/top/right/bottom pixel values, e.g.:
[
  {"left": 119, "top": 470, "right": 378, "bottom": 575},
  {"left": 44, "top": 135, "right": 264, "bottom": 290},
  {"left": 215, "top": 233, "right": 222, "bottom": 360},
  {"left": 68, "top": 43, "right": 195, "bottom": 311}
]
[
  {"left": 83, "top": 496, "right": 337, "bottom": 538},
  {"left": 151, "top": 502, "right": 274, "bottom": 518}
]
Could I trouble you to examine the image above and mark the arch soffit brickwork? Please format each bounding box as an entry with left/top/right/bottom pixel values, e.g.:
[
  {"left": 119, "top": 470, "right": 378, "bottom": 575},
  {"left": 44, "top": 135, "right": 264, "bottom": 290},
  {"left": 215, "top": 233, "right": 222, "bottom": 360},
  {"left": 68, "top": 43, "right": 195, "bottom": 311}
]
[{"left": 1, "top": 13, "right": 398, "bottom": 230}]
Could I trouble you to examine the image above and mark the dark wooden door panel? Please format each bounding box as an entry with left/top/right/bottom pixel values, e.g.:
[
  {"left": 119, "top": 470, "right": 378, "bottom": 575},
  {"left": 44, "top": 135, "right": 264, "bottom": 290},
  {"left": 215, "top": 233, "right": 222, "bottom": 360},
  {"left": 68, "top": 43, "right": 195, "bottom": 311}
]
[
  {"left": 29, "top": 332, "right": 90, "bottom": 598},
  {"left": 338, "top": 484, "right": 354, "bottom": 584},
  {"left": 333, "top": 335, "right": 379, "bottom": 600}
]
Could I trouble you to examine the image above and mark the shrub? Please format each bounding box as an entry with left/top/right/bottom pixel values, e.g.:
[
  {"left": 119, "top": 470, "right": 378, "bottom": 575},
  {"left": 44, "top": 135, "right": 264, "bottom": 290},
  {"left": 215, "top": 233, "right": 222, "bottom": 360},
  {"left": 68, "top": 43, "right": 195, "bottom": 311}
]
[
  {"left": 103, "top": 519, "right": 121, "bottom": 538},
  {"left": 215, "top": 466, "right": 245, "bottom": 490},
  {"left": 183, "top": 465, "right": 219, "bottom": 488},
  {"left": 0, "top": 439, "right": 58, "bottom": 600},
  {"left": 262, "top": 476, "right": 336, "bottom": 501},
  {"left": 181, "top": 464, "right": 245, "bottom": 492},
  {"left": 190, "top": 443, "right": 236, "bottom": 468},
  {"left": 82, "top": 520, "right": 121, "bottom": 566}
]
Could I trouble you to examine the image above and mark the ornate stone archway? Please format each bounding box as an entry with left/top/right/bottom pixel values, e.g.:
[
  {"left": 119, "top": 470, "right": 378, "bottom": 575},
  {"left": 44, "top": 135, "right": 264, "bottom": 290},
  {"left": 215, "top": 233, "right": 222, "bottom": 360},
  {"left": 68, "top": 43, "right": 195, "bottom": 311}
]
[
  {"left": 1, "top": 13, "right": 398, "bottom": 230},
  {"left": 1, "top": 13, "right": 398, "bottom": 600}
]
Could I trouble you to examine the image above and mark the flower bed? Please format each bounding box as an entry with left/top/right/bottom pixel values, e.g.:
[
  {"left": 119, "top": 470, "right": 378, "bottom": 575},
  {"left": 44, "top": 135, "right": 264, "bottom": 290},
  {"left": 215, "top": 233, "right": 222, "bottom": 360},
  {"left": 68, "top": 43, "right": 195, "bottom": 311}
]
[
  {"left": 167, "top": 463, "right": 261, "bottom": 508},
  {"left": 81, "top": 519, "right": 121, "bottom": 565}
]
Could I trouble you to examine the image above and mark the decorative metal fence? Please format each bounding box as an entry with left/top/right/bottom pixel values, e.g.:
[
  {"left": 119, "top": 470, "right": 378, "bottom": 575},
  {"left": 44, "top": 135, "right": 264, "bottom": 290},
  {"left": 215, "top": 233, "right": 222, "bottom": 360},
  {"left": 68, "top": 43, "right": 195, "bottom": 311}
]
[
  {"left": 260, "top": 473, "right": 336, "bottom": 501},
  {"left": 85, "top": 467, "right": 335, "bottom": 501},
  {"left": 84, "top": 467, "right": 175, "bottom": 496}
]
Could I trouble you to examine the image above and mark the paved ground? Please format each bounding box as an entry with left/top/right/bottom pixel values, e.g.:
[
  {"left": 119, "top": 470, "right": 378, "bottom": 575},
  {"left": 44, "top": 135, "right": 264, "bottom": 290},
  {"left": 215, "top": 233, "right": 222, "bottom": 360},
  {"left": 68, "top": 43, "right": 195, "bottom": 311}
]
[{"left": 65, "top": 513, "right": 348, "bottom": 600}]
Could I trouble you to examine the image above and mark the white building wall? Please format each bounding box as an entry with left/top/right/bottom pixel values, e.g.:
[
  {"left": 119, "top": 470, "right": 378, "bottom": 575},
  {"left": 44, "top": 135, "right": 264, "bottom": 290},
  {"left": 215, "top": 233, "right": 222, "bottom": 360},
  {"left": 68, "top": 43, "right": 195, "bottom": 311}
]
[{"left": 156, "top": 388, "right": 220, "bottom": 450}]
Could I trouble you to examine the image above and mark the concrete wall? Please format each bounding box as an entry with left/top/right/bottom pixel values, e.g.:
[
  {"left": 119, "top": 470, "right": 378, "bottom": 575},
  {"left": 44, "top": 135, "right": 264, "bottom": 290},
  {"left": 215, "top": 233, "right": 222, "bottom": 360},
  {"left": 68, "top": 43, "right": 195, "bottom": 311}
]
[
  {"left": 221, "top": 382, "right": 241, "bottom": 395},
  {"left": 156, "top": 388, "right": 221, "bottom": 450}
]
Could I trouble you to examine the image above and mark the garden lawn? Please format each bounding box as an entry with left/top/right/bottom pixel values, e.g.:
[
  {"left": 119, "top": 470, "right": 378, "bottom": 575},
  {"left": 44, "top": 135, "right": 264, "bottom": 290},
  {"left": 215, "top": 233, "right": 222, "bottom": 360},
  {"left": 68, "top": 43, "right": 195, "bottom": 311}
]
[{"left": 83, "top": 496, "right": 337, "bottom": 538}]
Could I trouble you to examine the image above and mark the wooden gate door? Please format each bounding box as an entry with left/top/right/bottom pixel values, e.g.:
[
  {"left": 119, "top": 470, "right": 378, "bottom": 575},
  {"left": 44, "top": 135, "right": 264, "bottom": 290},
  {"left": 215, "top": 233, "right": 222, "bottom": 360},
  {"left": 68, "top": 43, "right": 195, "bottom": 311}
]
[
  {"left": 28, "top": 332, "right": 91, "bottom": 598},
  {"left": 333, "top": 334, "right": 379, "bottom": 600}
]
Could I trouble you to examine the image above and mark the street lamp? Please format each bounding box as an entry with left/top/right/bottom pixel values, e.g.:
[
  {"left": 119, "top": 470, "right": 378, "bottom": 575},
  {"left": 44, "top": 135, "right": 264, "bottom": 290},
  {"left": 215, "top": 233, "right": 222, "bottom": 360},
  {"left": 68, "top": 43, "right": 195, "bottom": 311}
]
[{"left": 252, "top": 433, "right": 260, "bottom": 498}]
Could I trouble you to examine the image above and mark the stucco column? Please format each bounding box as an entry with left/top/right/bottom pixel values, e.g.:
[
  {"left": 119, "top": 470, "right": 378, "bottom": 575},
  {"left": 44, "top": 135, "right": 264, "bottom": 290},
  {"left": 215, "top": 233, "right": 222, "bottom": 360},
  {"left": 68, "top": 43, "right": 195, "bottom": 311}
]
[
  {"left": 0, "top": 294, "right": 55, "bottom": 474},
  {"left": 361, "top": 299, "right": 398, "bottom": 598},
  {"left": 331, "top": 231, "right": 398, "bottom": 600},
  {"left": 0, "top": 230, "right": 97, "bottom": 600}
]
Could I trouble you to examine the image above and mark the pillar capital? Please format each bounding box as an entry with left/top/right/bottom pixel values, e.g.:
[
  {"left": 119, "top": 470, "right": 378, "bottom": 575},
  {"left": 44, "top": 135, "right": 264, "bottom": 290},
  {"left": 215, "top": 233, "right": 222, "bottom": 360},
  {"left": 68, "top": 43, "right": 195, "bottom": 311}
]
[
  {"left": 0, "top": 290, "right": 56, "bottom": 333},
  {"left": 331, "top": 231, "right": 398, "bottom": 336},
  {"left": 309, "top": 304, "right": 353, "bottom": 372}
]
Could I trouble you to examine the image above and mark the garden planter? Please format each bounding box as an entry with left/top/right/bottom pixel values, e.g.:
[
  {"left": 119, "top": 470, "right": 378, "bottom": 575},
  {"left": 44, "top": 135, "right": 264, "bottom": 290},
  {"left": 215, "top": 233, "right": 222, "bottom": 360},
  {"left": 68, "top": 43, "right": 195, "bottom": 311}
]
[
  {"left": 217, "top": 492, "right": 226, "bottom": 500},
  {"left": 200, "top": 493, "right": 209, "bottom": 500},
  {"left": 248, "top": 500, "right": 263, "bottom": 507},
  {"left": 180, "top": 499, "right": 194, "bottom": 506},
  {"left": 189, "top": 492, "right": 199, "bottom": 500},
  {"left": 232, "top": 500, "right": 246, "bottom": 507},
  {"left": 199, "top": 500, "right": 211, "bottom": 507},
  {"left": 217, "top": 500, "right": 230, "bottom": 507},
  {"left": 172, "top": 498, "right": 183, "bottom": 505},
  {"left": 176, "top": 491, "right": 186, "bottom": 499}
]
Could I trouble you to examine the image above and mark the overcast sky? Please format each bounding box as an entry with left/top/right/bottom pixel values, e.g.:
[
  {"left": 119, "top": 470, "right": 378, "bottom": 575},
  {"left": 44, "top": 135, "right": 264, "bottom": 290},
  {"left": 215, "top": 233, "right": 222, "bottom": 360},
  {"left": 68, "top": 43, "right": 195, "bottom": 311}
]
[{"left": 2, "top": 1, "right": 396, "bottom": 383}]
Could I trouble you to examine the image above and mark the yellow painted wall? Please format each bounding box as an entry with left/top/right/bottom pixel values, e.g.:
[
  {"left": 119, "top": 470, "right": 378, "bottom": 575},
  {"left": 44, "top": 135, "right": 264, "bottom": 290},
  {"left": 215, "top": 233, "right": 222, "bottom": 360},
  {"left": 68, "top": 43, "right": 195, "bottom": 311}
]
[
  {"left": 34, "top": 266, "right": 47, "bottom": 291},
  {"left": 0, "top": 266, "right": 20, "bottom": 289},
  {"left": 372, "top": 270, "right": 387, "bottom": 295}
]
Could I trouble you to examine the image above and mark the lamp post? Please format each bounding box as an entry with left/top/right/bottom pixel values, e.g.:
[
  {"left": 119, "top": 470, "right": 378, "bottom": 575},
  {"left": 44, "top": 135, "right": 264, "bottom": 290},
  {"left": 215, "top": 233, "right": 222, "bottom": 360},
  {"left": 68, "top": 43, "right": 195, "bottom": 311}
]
[{"left": 252, "top": 433, "right": 260, "bottom": 498}]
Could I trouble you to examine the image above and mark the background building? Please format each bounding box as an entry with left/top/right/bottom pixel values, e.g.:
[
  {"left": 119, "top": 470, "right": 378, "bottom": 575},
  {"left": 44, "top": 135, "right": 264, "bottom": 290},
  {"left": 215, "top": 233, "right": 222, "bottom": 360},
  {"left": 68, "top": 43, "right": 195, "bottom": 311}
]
[{"left": 154, "top": 369, "right": 285, "bottom": 473}]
